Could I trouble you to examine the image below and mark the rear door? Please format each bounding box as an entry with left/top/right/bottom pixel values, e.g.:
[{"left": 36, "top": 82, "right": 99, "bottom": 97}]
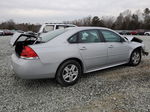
[
  {"left": 100, "top": 30, "right": 130, "bottom": 65},
  {"left": 77, "top": 29, "right": 108, "bottom": 71}
]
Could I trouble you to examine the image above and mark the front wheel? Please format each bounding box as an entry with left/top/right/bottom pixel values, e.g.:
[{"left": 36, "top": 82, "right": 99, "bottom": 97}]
[
  {"left": 56, "top": 60, "right": 82, "bottom": 86},
  {"left": 128, "top": 49, "right": 141, "bottom": 66}
]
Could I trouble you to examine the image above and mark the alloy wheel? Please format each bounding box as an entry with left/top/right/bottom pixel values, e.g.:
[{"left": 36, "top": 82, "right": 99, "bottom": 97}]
[
  {"left": 132, "top": 51, "right": 140, "bottom": 65},
  {"left": 62, "top": 64, "right": 79, "bottom": 83}
]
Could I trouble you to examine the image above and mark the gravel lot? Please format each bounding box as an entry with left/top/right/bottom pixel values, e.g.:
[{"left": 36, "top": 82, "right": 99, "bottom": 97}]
[{"left": 0, "top": 36, "right": 150, "bottom": 112}]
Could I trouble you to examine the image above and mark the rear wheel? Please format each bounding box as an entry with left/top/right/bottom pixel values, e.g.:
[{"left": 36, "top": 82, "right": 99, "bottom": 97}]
[
  {"left": 56, "top": 60, "right": 82, "bottom": 86},
  {"left": 128, "top": 49, "right": 141, "bottom": 66}
]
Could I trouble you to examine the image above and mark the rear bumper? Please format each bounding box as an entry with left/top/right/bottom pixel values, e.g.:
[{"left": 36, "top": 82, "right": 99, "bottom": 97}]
[{"left": 11, "top": 54, "right": 57, "bottom": 79}]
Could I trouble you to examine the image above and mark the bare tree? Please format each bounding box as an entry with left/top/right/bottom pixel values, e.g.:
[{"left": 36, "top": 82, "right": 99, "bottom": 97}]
[
  {"left": 102, "top": 16, "right": 115, "bottom": 28},
  {"left": 144, "top": 8, "right": 150, "bottom": 29}
]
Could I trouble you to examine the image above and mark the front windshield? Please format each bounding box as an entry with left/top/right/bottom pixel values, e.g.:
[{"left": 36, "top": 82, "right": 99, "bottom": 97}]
[{"left": 40, "top": 29, "right": 68, "bottom": 42}]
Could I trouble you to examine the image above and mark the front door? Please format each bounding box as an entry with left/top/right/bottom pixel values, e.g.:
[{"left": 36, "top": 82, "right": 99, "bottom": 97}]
[{"left": 100, "top": 30, "right": 130, "bottom": 65}]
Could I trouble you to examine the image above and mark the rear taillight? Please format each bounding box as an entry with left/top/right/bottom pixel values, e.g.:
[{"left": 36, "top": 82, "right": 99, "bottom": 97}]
[{"left": 20, "top": 46, "right": 38, "bottom": 59}]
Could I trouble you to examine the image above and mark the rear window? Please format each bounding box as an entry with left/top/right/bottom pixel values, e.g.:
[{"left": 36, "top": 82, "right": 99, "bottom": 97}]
[
  {"left": 40, "top": 29, "right": 68, "bottom": 42},
  {"left": 56, "top": 25, "right": 65, "bottom": 29}
]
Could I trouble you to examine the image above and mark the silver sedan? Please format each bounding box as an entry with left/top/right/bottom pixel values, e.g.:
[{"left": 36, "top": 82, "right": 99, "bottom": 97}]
[{"left": 10, "top": 27, "right": 148, "bottom": 86}]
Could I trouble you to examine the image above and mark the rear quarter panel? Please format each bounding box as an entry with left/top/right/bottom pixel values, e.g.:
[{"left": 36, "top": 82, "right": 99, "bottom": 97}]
[{"left": 30, "top": 42, "right": 83, "bottom": 68}]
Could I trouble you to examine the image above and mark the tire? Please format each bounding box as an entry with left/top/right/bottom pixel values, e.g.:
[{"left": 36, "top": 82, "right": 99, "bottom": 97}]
[
  {"left": 56, "top": 60, "right": 82, "bottom": 86},
  {"left": 128, "top": 49, "right": 141, "bottom": 66}
]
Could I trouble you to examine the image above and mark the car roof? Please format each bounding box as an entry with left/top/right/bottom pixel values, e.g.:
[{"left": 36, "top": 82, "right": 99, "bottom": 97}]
[
  {"left": 66, "top": 26, "right": 110, "bottom": 31},
  {"left": 44, "top": 23, "right": 76, "bottom": 26}
]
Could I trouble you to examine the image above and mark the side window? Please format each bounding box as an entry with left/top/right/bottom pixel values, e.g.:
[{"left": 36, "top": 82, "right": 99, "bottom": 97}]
[
  {"left": 65, "top": 26, "right": 75, "bottom": 28},
  {"left": 56, "top": 25, "right": 65, "bottom": 29},
  {"left": 43, "top": 25, "right": 54, "bottom": 33},
  {"left": 101, "top": 30, "right": 121, "bottom": 42},
  {"left": 78, "top": 30, "right": 101, "bottom": 43},
  {"left": 68, "top": 34, "right": 78, "bottom": 43}
]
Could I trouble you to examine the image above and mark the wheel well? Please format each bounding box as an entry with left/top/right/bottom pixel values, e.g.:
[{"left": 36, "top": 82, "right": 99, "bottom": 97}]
[
  {"left": 55, "top": 58, "right": 84, "bottom": 77},
  {"left": 132, "top": 47, "right": 142, "bottom": 55},
  {"left": 134, "top": 47, "right": 142, "bottom": 52}
]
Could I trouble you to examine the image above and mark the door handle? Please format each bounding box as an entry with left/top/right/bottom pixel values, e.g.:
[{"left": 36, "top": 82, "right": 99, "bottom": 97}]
[
  {"left": 108, "top": 45, "right": 113, "bottom": 48},
  {"left": 80, "top": 46, "right": 87, "bottom": 50}
]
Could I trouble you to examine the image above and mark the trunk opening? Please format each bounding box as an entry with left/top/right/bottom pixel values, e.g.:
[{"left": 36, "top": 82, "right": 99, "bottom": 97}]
[{"left": 15, "top": 40, "right": 41, "bottom": 57}]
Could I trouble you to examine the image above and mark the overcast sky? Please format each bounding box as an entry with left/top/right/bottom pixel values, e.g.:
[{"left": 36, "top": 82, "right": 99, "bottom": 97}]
[{"left": 0, "top": 0, "right": 149, "bottom": 24}]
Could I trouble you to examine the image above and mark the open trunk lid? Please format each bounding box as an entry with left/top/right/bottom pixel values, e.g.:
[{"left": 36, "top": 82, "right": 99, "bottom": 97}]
[
  {"left": 10, "top": 32, "right": 23, "bottom": 46},
  {"left": 10, "top": 32, "right": 39, "bottom": 46}
]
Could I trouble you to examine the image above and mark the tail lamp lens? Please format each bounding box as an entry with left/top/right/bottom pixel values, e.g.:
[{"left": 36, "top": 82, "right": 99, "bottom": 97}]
[{"left": 20, "top": 46, "right": 38, "bottom": 59}]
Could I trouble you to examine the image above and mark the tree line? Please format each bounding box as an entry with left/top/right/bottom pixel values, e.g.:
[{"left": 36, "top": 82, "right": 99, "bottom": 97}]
[
  {"left": 65, "top": 8, "right": 150, "bottom": 30},
  {"left": 0, "top": 8, "right": 150, "bottom": 32},
  {"left": 0, "top": 20, "right": 40, "bottom": 32}
]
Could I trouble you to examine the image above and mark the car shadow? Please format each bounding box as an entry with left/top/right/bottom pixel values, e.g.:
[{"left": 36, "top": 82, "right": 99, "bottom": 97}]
[
  {"left": 81, "top": 64, "right": 128, "bottom": 78},
  {"left": 13, "top": 76, "right": 60, "bottom": 89}
]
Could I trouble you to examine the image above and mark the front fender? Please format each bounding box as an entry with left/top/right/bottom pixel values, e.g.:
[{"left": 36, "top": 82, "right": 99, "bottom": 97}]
[{"left": 129, "top": 42, "right": 148, "bottom": 56}]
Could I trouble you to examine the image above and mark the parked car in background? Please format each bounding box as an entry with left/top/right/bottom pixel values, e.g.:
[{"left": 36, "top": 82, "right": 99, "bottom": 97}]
[
  {"left": 3, "top": 30, "right": 14, "bottom": 35},
  {"left": 115, "top": 30, "right": 124, "bottom": 35},
  {"left": 10, "top": 27, "right": 148, "bottom": 86},
  {"left": 144, "top": 31, "right": 150, "bottom": 36},
  {"left": 116, "top": 29, "right": 146, "bottom": 35},
  {"left": 116, "top": 30, "right": 131, "bottom": 35},
  {"left": 38, "top": 23, "right": 77, "bottom": 34},
  {"left": 0, "top": 30, "right": 4, "bottom": 36},
  {"left": 129, "top": 29, "right": 145, "bottom": 35},
  {"left": 125, "top": 30, "right": 132, "bottom": 35},
  {"left": 136, "top": 29, "right": 145, "bottom": 35},
  {"left": 116, "top": 30, "right": 126, "bottom": 35},
  {"left": 130, "top": 30, "right": 138, "bottom": 35}
]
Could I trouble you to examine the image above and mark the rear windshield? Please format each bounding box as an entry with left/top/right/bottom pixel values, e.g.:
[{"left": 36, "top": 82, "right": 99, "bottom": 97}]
[{"left": 40, "top": 29, "right": 68, "bottom": 42}]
